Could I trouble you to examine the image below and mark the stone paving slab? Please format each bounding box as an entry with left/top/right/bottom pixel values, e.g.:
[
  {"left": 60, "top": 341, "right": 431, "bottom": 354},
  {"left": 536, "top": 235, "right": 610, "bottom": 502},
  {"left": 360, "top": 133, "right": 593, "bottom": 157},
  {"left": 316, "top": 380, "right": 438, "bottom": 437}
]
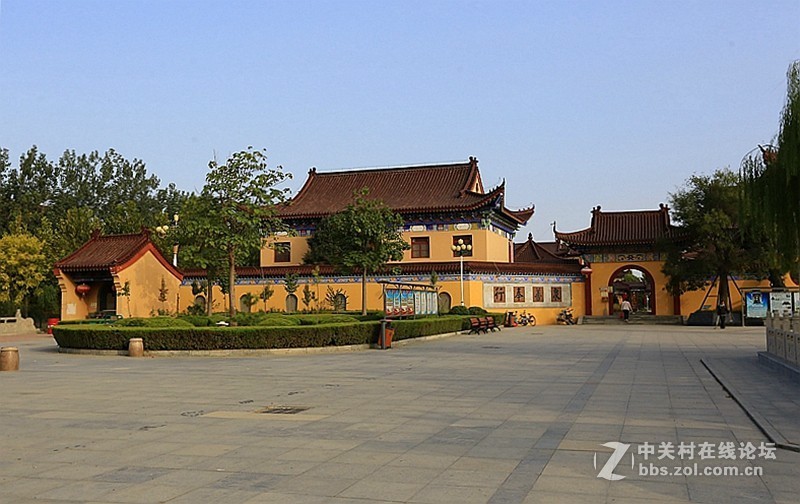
[
  {"left": 703, "top": 353, "right": 800, "bottom": 447},
  {"left": 0, "top": 325, "right": 798, "bottom": 503}
]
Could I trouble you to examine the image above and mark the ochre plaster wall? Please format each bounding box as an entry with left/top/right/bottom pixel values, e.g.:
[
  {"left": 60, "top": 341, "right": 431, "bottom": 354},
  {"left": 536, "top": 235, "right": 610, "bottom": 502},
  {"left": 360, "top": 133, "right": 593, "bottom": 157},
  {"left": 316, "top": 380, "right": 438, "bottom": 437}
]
[
  {"left": 261, "top": 235, "right": 311, "bottom": 267},
  {"left": 261, "top": 225, "right": 514, "bottom": 267},
  {"left": 115, "top": 251, "right": 182, "bottom": 318},
  {"left": 587, "top": 259, "right": 778, "bottom": 316},
  {"left": 57, "top": 273, "right": 92, "bottom": 321},
  {"left": 679, "top": 277, "right": 772, "bottom": 314},
  {"left": 586, "top": 261, "right": 677, "bottom": 316},
  {"left": 177, "top": 277, "right": 585, "bottom": 325}
]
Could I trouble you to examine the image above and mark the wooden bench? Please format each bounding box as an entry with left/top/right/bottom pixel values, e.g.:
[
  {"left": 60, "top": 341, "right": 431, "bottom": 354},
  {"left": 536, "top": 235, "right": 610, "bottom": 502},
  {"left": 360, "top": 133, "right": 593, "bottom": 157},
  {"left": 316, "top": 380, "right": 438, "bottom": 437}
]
[
  {"left": 484, "top": 317, "right": 500, "bottom": 332},
  {"left": 469, "top": 317, "right": 484, "bottom": 334}
]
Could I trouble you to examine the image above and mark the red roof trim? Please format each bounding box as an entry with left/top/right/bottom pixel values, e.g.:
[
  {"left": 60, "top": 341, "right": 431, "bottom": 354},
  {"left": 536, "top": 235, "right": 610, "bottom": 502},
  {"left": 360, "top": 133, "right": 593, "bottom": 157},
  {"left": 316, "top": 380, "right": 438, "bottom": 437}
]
[
  {"left": 54, "top": 229, "right": 182, "bottom": 280},
  {"left": 54, "top": 230, "right": 150, "bottom": 270}
]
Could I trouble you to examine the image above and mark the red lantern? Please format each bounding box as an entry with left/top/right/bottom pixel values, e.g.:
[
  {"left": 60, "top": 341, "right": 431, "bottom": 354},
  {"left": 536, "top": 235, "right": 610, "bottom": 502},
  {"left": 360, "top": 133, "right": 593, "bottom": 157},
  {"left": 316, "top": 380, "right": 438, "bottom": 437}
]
[{"left": 75, "top": 284, "right": 91, "bottom": 297}]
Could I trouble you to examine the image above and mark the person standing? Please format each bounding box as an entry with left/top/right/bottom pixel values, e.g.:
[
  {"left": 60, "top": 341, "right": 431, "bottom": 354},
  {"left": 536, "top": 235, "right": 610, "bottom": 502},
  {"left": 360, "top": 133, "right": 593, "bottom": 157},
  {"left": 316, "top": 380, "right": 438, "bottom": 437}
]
[
  {"left": 717, "top": 301, "right": 729, "bottom": 329},
  {"left": 620, "top": 298, "right": 632, "bottom": 322}
]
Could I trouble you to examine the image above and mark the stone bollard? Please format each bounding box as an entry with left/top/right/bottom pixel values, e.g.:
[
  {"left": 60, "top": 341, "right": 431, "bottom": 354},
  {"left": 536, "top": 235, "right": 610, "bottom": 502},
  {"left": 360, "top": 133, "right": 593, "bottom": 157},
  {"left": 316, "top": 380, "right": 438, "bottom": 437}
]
[
  {"left": 0, "top": 347, "right": 20, "bottom": 371},
  {"left": 128, "top": 338, "right": 144, "bottom": 357}
]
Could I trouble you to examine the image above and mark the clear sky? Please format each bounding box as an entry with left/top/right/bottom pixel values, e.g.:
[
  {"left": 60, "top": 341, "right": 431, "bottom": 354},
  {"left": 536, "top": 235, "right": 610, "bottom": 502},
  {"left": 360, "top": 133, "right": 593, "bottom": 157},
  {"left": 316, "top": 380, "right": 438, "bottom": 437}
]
[{"left": 1, "top": 0, "right": 798, "bottom": 240}]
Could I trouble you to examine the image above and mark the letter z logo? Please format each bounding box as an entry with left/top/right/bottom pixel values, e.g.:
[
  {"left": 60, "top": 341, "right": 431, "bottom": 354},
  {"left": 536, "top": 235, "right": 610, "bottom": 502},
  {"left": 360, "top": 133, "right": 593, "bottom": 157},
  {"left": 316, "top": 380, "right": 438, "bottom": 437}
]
[{"left": 594, "top": 442, "right": 631, "bottom": 481}]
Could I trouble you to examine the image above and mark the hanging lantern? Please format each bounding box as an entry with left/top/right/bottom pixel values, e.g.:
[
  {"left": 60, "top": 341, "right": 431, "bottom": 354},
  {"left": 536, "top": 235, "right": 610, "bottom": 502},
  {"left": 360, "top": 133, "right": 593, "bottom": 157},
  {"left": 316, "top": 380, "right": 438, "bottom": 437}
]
[
  {"left": 580, "top": 266, "right": 593, "bottom": 276},
  {"left": 75, "top": 284, "right": 91, "bottom": 297}
]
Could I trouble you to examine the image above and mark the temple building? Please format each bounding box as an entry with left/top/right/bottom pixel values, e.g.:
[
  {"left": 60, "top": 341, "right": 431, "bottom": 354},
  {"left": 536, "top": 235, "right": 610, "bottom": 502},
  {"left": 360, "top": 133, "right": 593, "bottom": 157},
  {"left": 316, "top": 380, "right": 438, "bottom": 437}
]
[
  {"left": 54, "top": 156, "right": 786, "bottom": 324},
  {"left": 554, "top": 205, "right": 776, "bottom": 318},
  {"left": 55, "top": 157, "right": 585, "bottom": 323},
  {"left": 54, "top": 230, "right": 183, "bottom": 319}
]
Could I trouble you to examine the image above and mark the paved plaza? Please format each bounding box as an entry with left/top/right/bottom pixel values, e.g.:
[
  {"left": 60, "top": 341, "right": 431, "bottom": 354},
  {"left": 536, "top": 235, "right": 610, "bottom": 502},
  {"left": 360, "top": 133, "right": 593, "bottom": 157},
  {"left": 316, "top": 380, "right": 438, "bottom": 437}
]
[{"left": 1, "top": 325, "right": 799, "bottom": 503}]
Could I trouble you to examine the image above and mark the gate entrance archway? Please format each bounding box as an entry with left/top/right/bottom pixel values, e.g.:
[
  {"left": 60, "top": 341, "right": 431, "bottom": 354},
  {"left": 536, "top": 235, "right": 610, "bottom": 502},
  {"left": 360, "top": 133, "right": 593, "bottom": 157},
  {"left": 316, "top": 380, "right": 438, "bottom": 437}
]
[{"left": 608, "top": 265, "right": 655, "bottom": 315}]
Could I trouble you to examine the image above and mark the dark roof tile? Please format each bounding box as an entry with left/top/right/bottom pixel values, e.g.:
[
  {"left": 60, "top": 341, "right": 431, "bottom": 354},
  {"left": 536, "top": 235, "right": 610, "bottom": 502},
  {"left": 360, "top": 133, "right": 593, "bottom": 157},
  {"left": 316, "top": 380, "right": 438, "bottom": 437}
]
[
  {"left": 279, "top": 157, "right": 532, "bottom": 224},
  {"left": 554, "top": 205, "right": 679, "bottom": 247}
]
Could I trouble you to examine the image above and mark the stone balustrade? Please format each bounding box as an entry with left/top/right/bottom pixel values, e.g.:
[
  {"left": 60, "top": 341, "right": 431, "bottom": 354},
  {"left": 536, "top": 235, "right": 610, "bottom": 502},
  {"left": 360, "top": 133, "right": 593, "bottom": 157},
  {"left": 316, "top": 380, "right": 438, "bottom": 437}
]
[
  {"left": 0, "top": 310, "right": 36, "bottom": 335},
  {"left": 765, "top": 313, "right": 800, "bottom": 366}
]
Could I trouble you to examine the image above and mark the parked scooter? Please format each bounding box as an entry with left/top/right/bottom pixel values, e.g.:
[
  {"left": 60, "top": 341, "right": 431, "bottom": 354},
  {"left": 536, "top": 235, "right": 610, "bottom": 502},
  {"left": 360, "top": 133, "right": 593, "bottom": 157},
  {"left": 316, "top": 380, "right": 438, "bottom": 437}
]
[
  {"left": 517, "top": 311, "right": 537, "bottom": 327},
  {"left": 557, "top": 308, "right": 576, "bottom": 325}
]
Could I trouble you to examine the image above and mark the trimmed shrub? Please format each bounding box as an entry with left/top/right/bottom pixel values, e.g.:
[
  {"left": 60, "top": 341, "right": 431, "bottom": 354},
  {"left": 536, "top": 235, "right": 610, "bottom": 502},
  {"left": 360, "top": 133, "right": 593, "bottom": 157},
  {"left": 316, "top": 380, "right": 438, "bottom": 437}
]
[
  {"left": 391, "top": 316, "right": 471, "bottom": 341},
  {"left": 295, "top": 314, "right": 359, "bottom": 325},
  {"left": 53, "top": 322, "right": 382, "bottom": 351},
  {"left": 256, "top": 316, "right": 301, "bottom": 327},
  {"left": 51, "top": 315, "right": 478, "bottom": 352},
  {"left": 178, "top": 315, "right": 214, "bottom": 327},
  {"left": 468, "top": 306, "right": 488, "bottom": 315},
  {"left": 114, "top": 317, "right": 194, "bottom": 328},
  {"left": 56, "top": 319, "right": 114, "bottom": 326},
  {"left": 449, "top": 306, "right": 470, "bottom": 315}
]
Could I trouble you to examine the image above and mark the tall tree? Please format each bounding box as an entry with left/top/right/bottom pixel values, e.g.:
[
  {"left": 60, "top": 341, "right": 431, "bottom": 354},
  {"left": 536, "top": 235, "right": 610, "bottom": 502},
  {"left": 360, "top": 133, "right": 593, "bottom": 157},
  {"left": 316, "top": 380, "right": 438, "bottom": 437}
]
[
  {"left": 662, "top": 169, "right": 769, "bottom": 307},
  {"left": 305, "top": 188, "right": 409, "bottom": 315},
  {"left": 186, "top": 147, "right": 292, "bottom": 318},
  {"left": 741, "top": 60, "right": 800, "bottom": 269},
  {"left": 0, "top": 146, "right": 57, "bottom": 235},
  {"left": 174, "top": 193, "right": 228, "bottom": 315},
  {"left": 0, "top": 232, "right": 48, "bottom": 311}
]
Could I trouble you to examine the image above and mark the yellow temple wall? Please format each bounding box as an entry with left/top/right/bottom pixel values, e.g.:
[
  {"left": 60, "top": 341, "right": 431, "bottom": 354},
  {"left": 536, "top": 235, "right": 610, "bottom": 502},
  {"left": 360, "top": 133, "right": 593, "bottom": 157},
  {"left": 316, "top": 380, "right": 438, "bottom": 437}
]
[
  {"left": 261, "top": 224, "right": 514, "bottom": 267},
  {"left": 586, "top": 260, "right": 677, "bottom": 316},
  {"left": 56, "top": 273, "right": 92, "bottom": 321},
  {"left": 261, "top": 235, "right": 310, "bottom": 267},
  {"left": 679, "top": 277, "right": 773, "bottom": 314},
  {"left": 115, "top": 251, "right": 182, "bottom": 318}
]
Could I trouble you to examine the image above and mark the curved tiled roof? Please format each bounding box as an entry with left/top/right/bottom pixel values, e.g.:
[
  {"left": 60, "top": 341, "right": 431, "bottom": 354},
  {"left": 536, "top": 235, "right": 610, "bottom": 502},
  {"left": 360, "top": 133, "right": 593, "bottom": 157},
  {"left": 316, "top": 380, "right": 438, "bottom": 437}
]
[
  {"left": 554, "top": 205, "right": 679, "bottom": 248},
  {"left": 55, "top": 230, "right": 151, "bottom": 271},
  {"left": 54, "top": 229, "right": 182, "bottom": 279},
  {"left": 279, "top": 157, "right": 533, "bottom": 225},
  {"left": 513, "top": 234, "right": 579, "bottom": 265}
]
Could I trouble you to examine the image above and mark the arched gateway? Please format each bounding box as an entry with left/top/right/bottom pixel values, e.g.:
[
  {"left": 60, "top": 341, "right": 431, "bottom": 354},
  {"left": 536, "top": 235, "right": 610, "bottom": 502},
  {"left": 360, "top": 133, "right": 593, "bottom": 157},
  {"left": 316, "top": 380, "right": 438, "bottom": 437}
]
[
  {"left": 555, "top": 205, "right": 680, "bottom": 317},
  {"left": 608, "top": 265, "right": 656, "bottom": 315}
]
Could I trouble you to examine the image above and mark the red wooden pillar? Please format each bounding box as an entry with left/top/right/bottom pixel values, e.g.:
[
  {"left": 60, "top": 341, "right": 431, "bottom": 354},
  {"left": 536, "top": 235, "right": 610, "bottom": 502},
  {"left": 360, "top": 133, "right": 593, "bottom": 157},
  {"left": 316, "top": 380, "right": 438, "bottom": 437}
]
[
  {"left": 673, "top": 292, "right": 681, "bottom": 315},
  {"left": 582, "top": 267, "right": 593, "bottom": 316}
]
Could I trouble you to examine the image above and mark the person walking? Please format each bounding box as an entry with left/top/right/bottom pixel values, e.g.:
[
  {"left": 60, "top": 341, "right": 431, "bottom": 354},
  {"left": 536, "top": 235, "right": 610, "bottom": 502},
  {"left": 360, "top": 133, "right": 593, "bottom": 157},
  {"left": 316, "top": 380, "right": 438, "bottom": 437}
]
[
  {"left": 620, "top": 298, "right": 632, "bottom": 322},
  {"left": 717, "top": 301, "right": 729, "bottom": 329}
]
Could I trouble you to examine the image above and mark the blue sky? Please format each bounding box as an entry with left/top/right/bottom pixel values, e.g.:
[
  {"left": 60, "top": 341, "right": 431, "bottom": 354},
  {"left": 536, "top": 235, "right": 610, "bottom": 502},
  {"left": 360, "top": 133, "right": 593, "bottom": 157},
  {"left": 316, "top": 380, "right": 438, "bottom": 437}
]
[{"left": 1, "top": 0, "right": 798, "bottom": 240}]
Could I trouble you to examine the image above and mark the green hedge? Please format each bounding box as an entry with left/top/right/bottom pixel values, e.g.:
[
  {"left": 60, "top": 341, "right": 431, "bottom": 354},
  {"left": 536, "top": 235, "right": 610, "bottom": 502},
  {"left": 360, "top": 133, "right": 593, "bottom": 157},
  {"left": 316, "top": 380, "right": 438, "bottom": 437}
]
[
  {"left": 53, "top": 322, "right": 382, "bottom": 351},
  {"left": 52, "top": 315, "right": 478, "bottom": 351},
  {"left": 114, "top": 317, "right": 194, "bottom": 328},
  {"left": 390, "top": 315, "right": 470, "bottom": 341}
]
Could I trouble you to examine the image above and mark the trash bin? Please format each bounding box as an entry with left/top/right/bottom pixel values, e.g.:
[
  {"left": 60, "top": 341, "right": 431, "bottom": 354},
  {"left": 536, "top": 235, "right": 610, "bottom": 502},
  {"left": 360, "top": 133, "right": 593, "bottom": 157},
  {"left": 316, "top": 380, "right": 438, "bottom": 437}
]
[
  {"left": 47, "top": 318, "right": 60, "bottom": 335},
  {"left": 380, "top": 319, "right": 394, "bottom": 349}
]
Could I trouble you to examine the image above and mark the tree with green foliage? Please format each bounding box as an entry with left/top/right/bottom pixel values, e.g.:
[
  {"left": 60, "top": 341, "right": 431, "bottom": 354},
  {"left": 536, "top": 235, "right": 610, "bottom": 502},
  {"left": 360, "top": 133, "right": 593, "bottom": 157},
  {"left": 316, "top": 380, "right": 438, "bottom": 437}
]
[
  {"left": 741, "top": 60, "right": 800, "bottom": 273},
  {"left": 259, "top": 283, "right": 274, "bottom": 312},
  {"left": 117, "top": 281, "right": 132, "bottom": 318},
  {"left": 284, "top": 273, "right": 299, "bottom": 295},
  {"left": 301, "top": 284, "right": 316, "bottom": 311},
  {"left": 304, "top": 188, "right": 409, "bottom": 315},
  {"left": 662, "top": 169, "right": 770, "bottom": 308},
  {"left": 183, "top": 147, "right": 292, "bottom": 319},
  {"left": 173, "top": 193, "right": 228, "bottom": 315},
  {"left": 0, "top": 233, "right": 48, "bottom": 311}
]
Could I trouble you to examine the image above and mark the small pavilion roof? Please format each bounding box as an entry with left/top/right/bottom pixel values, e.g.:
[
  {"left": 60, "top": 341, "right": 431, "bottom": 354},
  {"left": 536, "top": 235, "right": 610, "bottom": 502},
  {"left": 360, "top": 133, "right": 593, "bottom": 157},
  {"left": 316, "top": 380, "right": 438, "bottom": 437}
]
[
  {"left": 513, "top": 233, "right": 580, "bottom": 265},
  {"left": 554, "top": 204, "right": 679, "bottom": 248},
  {"left": 279, "top": 157, "right": 534, "bottom": 225},
  {"left": 54, "top": 229, "right": 181, "bottom": 278}
]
